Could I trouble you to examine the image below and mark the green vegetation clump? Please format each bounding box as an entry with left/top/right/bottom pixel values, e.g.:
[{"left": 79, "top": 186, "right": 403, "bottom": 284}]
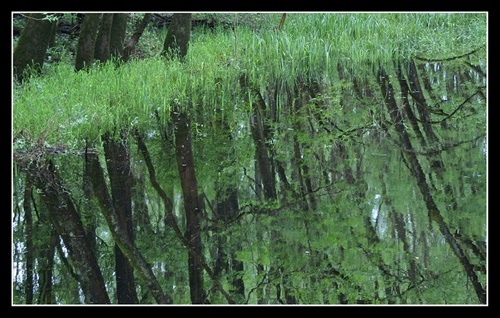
[{"left": 14, "top": 13, "right": 486, "bottom": 146}]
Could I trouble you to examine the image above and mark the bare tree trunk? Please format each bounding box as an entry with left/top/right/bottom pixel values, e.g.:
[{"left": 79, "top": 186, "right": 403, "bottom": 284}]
[
  {"left": 94, "top": 13, "right": 113, "bottom": 63},
  {"left": 162, "top": 13, "right": 192, "bottom": 59},
  {"left": 75, "top": 13, "right": 101, "bottom": 71}
]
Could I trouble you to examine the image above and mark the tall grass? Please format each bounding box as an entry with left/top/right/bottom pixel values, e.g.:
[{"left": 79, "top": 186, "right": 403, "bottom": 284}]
[{"left": 13, "top": 13, "right": 486, "bottom": 148}]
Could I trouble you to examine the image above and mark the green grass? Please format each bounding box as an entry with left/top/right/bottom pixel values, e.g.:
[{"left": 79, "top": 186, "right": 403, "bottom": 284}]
[{"left": 13, "top": 13, "right": 486, "bottom": 149}]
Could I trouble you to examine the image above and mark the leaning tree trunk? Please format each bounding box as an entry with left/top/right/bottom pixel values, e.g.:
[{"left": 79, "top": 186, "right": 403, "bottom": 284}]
[
  {"left": 123, "top": 13, "right": 152, "bottom": 62},
  {"left": 87, "top": 150, "right": 172, "bottom": 304},
  {"left": 13, "top": 13, "right": 55, "bottom": 81}
]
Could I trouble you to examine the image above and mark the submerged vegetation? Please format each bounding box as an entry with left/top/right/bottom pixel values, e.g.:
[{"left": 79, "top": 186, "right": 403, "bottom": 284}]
[{"left": 13, "top": 13, "right": 487, "bottom": 304}]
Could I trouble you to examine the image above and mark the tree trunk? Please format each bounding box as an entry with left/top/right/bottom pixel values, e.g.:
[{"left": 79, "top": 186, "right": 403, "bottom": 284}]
[
  {"left": 214, "top": 176, "right": 245, "bottom": 301},
  {"left": 75, "top": 13, "right": 101, "bottom": 71},
  {"left": 94, "top": 13, "right": 113, "bottom": 63},
  {"left": 13, "top": 13, "right": 55, "bottom": 81},
  {"left": 249, "top": 92, "right": 277, "bottom": 201},
  {"left": 174, "top": 111, "right": 206, "bottom": 304},
  {"left": 162, "top": 13, "right": 192, "bottom": 59},
  {"left": 123, "top": 13, "right": 152, "bottom": 62},
  {"left": 36, "top": 228, "right": 57, "bottom": 304},
  {"left": 134, "top": 128, "right": 236, "bottom": 304},
  {"left": 110, "top": 13, "right": 128, "bottom": 58}
]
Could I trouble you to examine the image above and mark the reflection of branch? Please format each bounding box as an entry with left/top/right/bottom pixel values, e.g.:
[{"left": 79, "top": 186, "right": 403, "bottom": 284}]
[
  {"left": 415, "top": 89, "right": 484, "bottom": 124},
  {"left": 463, "top": 61, "right": 486, "bottom": 78},
  {"left": 245, "top": 273, "right": 268, "bottom": 304},
  {"left": 244, "top": 266, "right": 286, "bottom": 304},
  {"left": 414, "top": 46, "right": 485, "bottom": 62},
  {"left": 399, "top": 134, "right": 486, "bottom": 156}
]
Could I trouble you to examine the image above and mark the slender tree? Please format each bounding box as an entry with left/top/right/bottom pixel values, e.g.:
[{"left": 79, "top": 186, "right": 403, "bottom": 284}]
[
  {"left": 378, "top": 66, "right": 486, "bottom": 304},
  {"left": 163, "top": 13, "right": 207, "bottom": 304},
  {"left": 122, "top": 13, "right": 152, "bottom": 62},
  {"left": 87, "top": 151, "right": 173, "bottom": 304}
]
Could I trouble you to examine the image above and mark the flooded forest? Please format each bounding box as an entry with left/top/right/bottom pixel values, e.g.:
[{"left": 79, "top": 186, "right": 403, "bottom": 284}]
[{"left": 12, "top": 13, "right": 487, "bottom": 304}]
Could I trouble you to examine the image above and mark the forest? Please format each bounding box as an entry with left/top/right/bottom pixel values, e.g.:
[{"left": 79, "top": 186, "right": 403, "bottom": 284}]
[{"left": 12, "top": 12, "right": 487, "bottom": 305}]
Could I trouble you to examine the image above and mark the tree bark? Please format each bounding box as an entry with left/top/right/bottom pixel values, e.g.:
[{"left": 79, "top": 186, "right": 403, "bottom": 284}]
[
  {"left": 94, "top": 13, "right": 114, "bottom": 63},
  {"left": 110, "top": 13, "right": 128, "bottom": 58},
  {"left": 75, "top": 13, "right": 101, "bottom": 71},
  {"left": 13, "top": 13, "right": 55, "bottom": 81},
  {"left": 162, "top": 13, "right": 192, "bottom": 59}
]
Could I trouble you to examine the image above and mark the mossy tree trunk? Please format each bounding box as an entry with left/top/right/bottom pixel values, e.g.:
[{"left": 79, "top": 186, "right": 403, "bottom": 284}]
[
  {"left": 94, "top": 13, "right": 114, "bottom": 63},
  {"left": 162, "top": 13, "right": 192, "bottom": 59},
  {"left": 110, "top": 13, "right": 128, "bottom": 58},
  {"left": 13, "top": 13, "right": 55, "bottom": 81},
  {"left": 75, "top": 13, "right": 101, "bottom": 71}
]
